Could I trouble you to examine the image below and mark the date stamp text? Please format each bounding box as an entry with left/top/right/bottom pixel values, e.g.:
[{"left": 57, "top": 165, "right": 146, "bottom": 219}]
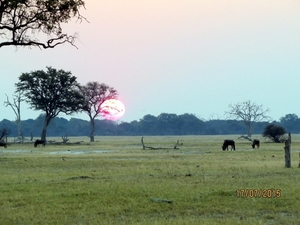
[{"left": 236, "top": 189, "right": 281, "bottom": 198}]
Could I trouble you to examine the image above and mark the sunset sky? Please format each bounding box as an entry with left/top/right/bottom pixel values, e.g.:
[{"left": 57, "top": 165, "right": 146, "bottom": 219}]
[{"left": 1, "top": 0, "right": 300, "bottom": 123}]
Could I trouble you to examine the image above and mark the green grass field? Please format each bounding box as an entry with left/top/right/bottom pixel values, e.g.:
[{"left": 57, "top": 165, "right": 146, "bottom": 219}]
[{"left": 0, "top": 135, "right": 300, "bottom": 225}]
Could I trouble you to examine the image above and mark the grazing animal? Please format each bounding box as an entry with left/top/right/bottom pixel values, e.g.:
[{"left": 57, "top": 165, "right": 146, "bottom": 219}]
[
  {"left": 0, "top": 142, "right": 7, "bottom": 148},
  {"left": 34, "top": 139, "right": 45, "bottom": 147},
  {"left": 222, "top": 139, "right": 235, "bottom": 151},
  {"left": 252, "top": 139, "right": 260, "bottom": 149}
]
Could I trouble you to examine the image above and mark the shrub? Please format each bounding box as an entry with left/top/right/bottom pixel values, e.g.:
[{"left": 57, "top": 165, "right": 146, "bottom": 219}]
[{"left": 262, "top": 124, "right": 286, "bottom": 143}]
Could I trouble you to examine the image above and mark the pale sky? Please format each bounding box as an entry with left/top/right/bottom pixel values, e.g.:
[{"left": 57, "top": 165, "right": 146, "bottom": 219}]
[{"left": 1, "top": 0, "right": 300, "bottom": 123}]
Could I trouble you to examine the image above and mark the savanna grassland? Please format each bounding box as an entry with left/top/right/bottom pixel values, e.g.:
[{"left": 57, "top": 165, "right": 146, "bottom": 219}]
[{"left": 0, "top": 135, "right": 300, "bottom": 225}]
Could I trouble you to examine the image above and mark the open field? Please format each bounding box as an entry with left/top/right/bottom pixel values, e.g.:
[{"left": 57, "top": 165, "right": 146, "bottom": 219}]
[{"left": 1, "top": 135, "right": 300, "bottom": 225}]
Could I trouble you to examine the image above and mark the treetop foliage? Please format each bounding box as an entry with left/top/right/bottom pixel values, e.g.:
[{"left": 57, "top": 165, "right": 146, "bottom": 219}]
[
  {"left": 0, "top": 0, "right": 85, "bottom": 48},
  {"left": 262, "top": 124, "right": 286, "bottom": 143},
  {"left": 15, "top": 67, "right": 84, "bottom": 118},
  {"left": 80, "top": 82, "right": 118, "bottom": 119}
]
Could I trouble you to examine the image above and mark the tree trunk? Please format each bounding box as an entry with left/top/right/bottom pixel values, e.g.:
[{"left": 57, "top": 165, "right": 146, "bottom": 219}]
[
  {"left": 41, "top": 115, "right": 52, "bottom": 142},
  {"left": 16, "top": 102, "right": 21, "bottom": 142},
  {"left": 16, "top": 117, "right": 23, "bottom": 143},
  {"left": 41, "top": 125, "right": 47, "bottom": 142},
  {"left": 247, "top": 122, "right": 253, "bottom": 138},
  {"left": 89, "top": 117, "right": 95, "bottom": 142},
  {"left": 246, "top": 122, "right": 252, "bottom": 138},
  {"left": 247, "top": 129, "right": 251, "bottom": 138}
]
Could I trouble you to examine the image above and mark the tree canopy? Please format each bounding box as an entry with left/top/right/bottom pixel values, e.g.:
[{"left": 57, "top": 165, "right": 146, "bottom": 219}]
[
  {"left": 262, "top": 124, "right": 286, "bottom": 143},
  {"left": 15, "top": 67, "right": 84, "bottom": 140},
  {"left": 279, "top": 113, "right": 300, "bottom": 133},
  {"left": 0, "top": 0, "right": 85, "bottom": 49}
]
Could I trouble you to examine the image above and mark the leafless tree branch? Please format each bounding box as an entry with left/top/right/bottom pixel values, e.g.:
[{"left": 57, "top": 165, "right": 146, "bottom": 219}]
[
  {"left": 0, "top": 0, "right": 86, "bottom": 49},
  {"left": 225, "top": 100, "right": 271, "bottom": 137}
]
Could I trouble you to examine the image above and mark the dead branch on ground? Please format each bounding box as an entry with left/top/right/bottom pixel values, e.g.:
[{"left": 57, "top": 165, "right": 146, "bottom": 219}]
[
  {"left": 238, "top": 135, "right": 252, "bottom": 141},
  {"left": 141, "top": 137, "right": 183, "bottom": 150}
]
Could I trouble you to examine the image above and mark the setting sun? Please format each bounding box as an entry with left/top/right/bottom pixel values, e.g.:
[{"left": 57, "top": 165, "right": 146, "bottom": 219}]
[{"left": 99, "top": 99, "right": 125, "bottom": 121}]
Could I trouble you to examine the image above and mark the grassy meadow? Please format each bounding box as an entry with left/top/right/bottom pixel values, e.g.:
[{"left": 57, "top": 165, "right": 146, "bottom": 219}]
[{"left": 0, "top": 135, "right": 300, "bottom": 225}]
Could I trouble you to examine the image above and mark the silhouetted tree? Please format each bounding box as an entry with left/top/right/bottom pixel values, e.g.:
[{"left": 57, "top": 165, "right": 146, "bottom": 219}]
[
  {"left": 15, "top": 67, "right": 84, "bottom": 142},
  {"left": 0, "top": 0, "right": 86, "bottom": 49},
  {"left": 262, "top": 124, "right": 286, "bottom": 143},
  {"left": 80, "top": 82, "right": 118, "bottom": 142},
  {"left": 226, "top": 100, "right": 270, "bottom": 137}
]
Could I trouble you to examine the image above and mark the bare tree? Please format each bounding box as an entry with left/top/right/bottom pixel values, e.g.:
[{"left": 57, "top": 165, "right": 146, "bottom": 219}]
[
  {"left": 226, "top": 100, "right": 270, "bottom": 137},
  {"left": 4, "top": 92, "right": 23, "bottom": 142},
  {"left": 61, "top": 133, "right": 69, "bottom": 143},
  {"left": 0, "top": 0, "right": 86, "bottom": 49},
  {"left": 80, "top": 82, "right": 118, "bottom": 142}
]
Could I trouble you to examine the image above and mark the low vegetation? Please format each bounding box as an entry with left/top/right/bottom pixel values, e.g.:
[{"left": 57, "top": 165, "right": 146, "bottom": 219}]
[{"left": 0, "top": 135, "right": 300, "bottom": 224}]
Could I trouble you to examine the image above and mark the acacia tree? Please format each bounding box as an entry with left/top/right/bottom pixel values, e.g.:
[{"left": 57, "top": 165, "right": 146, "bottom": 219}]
[
  {"left": 4, "top": 91, "right": 24, "bottom": 142},
  {"left": 15, "top": 67, "right": 84, "bottom": 142},
  {"left": 80, "top": 82, "right": 118, "bottom": 142},
  {"left": 226, "top": 100, "right": 270, "bottom": 137},
  {"left": 0, "top": 0, "right": 85, "bottom": 49}
]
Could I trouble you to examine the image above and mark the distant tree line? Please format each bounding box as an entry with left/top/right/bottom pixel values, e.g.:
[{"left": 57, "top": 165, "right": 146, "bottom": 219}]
[{"left": 0, "top": 113, "right": 299, "bottom": 138}]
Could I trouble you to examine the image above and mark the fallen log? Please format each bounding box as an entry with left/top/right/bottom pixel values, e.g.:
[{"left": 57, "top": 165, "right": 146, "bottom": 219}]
[
  {"left": 238, "top": 135, "right": 252, "bottom": 141},
  {"left": 141, "top": 137, "right": 182, "bottom": 150}
]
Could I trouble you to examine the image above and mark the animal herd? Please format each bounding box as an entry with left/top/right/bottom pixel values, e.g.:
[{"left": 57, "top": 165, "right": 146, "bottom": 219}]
[{"left": 222, "top": 139, "right": 260, "bottom": 151}]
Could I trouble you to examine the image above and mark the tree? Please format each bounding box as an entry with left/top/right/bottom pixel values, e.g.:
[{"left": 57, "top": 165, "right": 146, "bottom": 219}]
[
  {"left": 262, "top": 124, "right": 286, "bottom": 143},
  {"left": 0, "top": 0, "right": 85, "bottom": 49},
  {"left": 157, "top": 113, "right": 179, "bottom": 135},
  {"left": 139, "top": 114, "right": 158, "bottom": 135},
  {"left": 15, "top": 67, "right": 84, "bottom": 141},
  {"left": 4, "top": 91, "right": 24, "bottom": 142},
  {"left": 80, "top": 82, "right": 118, "bottom": 142},
  {"left": 178, "top": 113, "right": 204, "bottom": 135},
  {"left": 226, "top": 100, "right": 270, "bottom": 137},
  {"left": 279, "top": 113, "right": 300, "bottom": 133}
]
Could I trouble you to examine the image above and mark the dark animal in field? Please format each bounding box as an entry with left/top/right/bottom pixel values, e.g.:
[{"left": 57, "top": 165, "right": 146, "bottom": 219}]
[
  {"left": 34, "top": 139, "right": 45, "bottom": 147},
  {"left": 222, "top": 139, "right": 235, "bottom": 151},
  {"left": 0, "top": 142, "right": 7, "bottom": 148},
  {"left": 252, "top": 139, "right": 260, "bottom": 149}
]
